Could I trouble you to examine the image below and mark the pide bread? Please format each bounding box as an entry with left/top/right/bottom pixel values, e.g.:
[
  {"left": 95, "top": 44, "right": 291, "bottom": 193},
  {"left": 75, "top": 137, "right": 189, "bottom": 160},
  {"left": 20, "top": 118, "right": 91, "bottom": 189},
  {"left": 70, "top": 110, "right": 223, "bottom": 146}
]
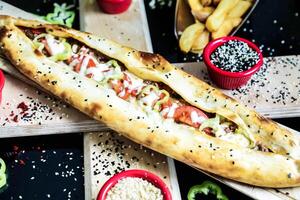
[{"left": 1, "top": 15, "right": 300, "bottom": 187}]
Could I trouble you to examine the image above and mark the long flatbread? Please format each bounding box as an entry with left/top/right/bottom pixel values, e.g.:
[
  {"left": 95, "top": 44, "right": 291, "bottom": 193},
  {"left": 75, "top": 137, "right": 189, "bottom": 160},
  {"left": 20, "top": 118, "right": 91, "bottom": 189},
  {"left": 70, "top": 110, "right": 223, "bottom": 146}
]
[{"left": 1, "top": 15, "right": 300, "bottom": 187}]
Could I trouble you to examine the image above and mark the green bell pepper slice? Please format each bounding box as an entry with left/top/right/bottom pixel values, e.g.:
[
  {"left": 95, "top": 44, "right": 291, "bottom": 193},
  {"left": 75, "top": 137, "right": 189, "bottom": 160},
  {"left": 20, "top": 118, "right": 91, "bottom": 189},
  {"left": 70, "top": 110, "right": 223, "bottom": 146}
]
[
  {"left": 187, "top": 181, "right": 228, "bottom": 200},
  {"left": 44, "top": 3, "right": 75, "bottom": 28},
  {"left": 0, "top": 158, "right": 7, "bottom": 189}
]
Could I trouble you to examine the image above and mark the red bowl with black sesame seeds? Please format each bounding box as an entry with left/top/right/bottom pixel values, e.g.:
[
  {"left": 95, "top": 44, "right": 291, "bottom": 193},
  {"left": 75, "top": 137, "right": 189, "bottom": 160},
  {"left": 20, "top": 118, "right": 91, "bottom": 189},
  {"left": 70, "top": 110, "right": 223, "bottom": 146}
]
[
  {"left": 203, "top": 36, "right": 263, "bottom": 89},
  {"left": 0, "top": 70, "right": 5, "bottom": 104},
  {"left": 97, "top": 169, "right": 172, "bottom": 200},
  {"left": 97, "top": 0, "right": 132, "bottom": 14}
]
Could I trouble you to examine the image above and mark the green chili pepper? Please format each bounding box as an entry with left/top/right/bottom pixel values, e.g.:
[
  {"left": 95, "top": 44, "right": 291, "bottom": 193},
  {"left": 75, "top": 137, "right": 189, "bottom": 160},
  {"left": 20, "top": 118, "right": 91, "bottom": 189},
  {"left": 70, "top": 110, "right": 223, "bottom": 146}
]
[
  {"left": 139, "top": 85, "right": 159, "bottom": 96},
  {"left": 187, "top": 181, "right": 228, "bottom": 200},
  {"left": 50, "top": 40, "right": 72, "bottom": 62},
  {"left": 100, "top": 60, "right": 124, "bottom": 84},
  {"left": 0, "top": 158, "right": 7, "bottom": 189},
  {"left": 153, "top": 90, "right": 169, "bottom": 111},
  {"left": 44, "top": 3, "right": 75, "bottom": 28}
]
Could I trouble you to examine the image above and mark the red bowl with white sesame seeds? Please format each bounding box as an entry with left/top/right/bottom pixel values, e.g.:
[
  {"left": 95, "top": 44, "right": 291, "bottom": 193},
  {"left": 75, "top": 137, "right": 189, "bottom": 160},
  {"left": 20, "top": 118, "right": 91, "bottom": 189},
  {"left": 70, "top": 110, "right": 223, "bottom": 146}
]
[
  {"left": 97, "top": 0, "right": 132, "bottom": 14},
  {"left": 0, "top": 70, "right": 5, "bottom": 104},
  {"left": 97, "top": 169, "right": 172, "bottom": 200},
  {"left": 203, "top": 36, "right": 263, "bottom": 89}
]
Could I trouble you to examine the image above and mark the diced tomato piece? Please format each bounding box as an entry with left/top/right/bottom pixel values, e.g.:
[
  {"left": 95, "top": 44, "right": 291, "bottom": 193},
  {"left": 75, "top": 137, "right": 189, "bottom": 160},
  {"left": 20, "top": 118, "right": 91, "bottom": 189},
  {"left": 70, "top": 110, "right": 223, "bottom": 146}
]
[
  {"left": 131, "top": 89, "right": 138, "bottom": 97},
  {"left": 110, "top": 80, "right": 123, "bottom": 94},
  {"left": 87, "top": 58, "right": 96, "bottom": 68},
  {"left": 161, "top": 99, "right": 172, "bottom": 109},
  {"left": 123, "top": 73, "right": 132, "bottom": 84},
  {"left": 173, "top": 106, "right": 208, "bottom": 128},
  {"left": 110, "top": 80, "right": 131, "bottom": 100},
  {"left": 119, "top": 89, "right": 131, "bottom": 100}
]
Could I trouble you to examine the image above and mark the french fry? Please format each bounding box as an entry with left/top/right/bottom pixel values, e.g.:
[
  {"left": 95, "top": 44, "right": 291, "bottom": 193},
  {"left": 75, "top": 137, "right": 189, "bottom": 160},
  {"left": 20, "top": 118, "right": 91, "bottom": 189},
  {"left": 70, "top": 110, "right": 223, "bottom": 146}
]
[
  {"left": 193, "top": 6, "right": 215, "bottom": 22},
  {"left": 188, "top": 0, "right": 203, "bottom": 12},
  {"left": 205, "top": 0, "right": 239, "bottom": 32},
  {"left": 179, "top": 22, "right": 205, "bottom": 53},
  {"left": 227, "top": 0, "right": 252, "bottom": 18},
  {"left": 200, "top": 0, "right": 212, "bottom": 7},
  {"left": 191, "top": 30, "right": 210, "bottom": 54},
  {"left": 211, "top": 18, "right": 242, "bottom": 39}
]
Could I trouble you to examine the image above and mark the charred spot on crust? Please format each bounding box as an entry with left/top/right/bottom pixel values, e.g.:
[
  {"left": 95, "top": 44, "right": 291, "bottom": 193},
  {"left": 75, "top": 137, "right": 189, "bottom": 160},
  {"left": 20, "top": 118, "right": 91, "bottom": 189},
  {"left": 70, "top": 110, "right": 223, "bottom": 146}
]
[
  {"left": 256, "top": 114, "right": 271, "bottom": 123},
  {"left": 140, "top": 51, "right": 160, "bottom": 62},
  {"left": 60, "top": 91, "right": 68, "bottom": 100},
  {"left": 139, "top": 51, "right": 170, "bottom": 72},
  {"left": 89, "top": 103, "right": 102, "bottom": 116},
  {"left": 22, "top": 68, "right": 34, "bottom": 77},
  {"left": 0, "top": 27, "right": 9, "bottom": 41},
  {"left": 145, "top": 138, "right": 152, "bottom": 146},
  {"left": 34, "top": 49, "right": 43, "bottom": 56}
]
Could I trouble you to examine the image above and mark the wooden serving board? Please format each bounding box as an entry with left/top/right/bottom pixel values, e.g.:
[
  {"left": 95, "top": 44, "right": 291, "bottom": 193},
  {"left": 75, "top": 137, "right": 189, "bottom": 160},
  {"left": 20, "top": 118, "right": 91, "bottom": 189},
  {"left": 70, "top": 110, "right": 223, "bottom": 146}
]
[
  {"left": 0, "top": 1, "right": 181, "bottom": 199},
  {"left": 1, "top": 1, "right": 300, "bottom": 200},
  {"left": 178, "top": 58, "right": 300, "bottom": 119},
  {"left": 84, "top": 131, "right": 180, "bottom": 200},
  {"left": 79, "top": 0, "right": 180, "bottom": 199}
]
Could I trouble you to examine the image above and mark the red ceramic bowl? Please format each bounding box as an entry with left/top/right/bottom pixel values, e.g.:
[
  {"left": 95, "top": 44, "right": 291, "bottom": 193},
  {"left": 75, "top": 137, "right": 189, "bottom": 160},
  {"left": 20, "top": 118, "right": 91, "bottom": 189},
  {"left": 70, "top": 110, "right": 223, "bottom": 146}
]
[
  {"left": 97, "top": 169, "right": 172, "bottom": 200},
  {"left": 98, "top": 0, "right": 132, "bottom": 14},
  {"left": 0, "top": 70, "right": 5, "bottom": 104},
  {"left": 203, "top": 36, "right": 263, "bottom": 89}
]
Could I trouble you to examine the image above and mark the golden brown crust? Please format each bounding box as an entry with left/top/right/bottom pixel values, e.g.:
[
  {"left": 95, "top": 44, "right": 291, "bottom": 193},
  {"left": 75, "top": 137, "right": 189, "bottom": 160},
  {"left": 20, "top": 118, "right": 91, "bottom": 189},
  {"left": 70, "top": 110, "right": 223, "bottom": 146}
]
[{"left": 1, "top": 15, "right": 300, "bottom": 187}]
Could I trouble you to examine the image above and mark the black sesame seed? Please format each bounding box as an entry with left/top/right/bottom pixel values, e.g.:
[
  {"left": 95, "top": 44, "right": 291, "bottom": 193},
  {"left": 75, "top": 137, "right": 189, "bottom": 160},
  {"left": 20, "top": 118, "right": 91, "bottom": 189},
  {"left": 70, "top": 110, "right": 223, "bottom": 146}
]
[{"left": 210, "top": 40, "right": 260, "bottom": 72}]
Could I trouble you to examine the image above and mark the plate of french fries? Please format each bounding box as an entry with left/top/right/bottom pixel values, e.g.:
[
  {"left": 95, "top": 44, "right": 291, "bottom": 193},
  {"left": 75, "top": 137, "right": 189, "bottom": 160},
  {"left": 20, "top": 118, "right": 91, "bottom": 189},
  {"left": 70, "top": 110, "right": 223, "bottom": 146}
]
[{"left": 175, "top": 0, "right": 259, "bottom": 54}]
